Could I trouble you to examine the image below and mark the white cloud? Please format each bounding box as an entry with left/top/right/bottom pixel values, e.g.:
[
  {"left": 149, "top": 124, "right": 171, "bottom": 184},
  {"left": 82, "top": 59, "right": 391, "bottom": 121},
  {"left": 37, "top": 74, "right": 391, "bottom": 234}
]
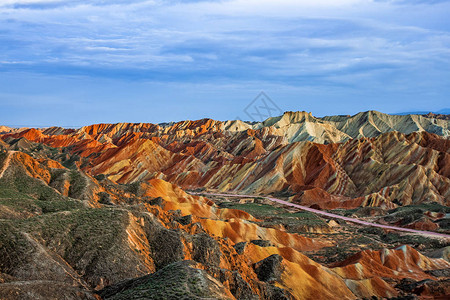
[
  {"left": 0, "top": 0, "right": 64, "bottom": 6},
  {"left": 0, "top": 0, "right": 449, "bottom": 89}
]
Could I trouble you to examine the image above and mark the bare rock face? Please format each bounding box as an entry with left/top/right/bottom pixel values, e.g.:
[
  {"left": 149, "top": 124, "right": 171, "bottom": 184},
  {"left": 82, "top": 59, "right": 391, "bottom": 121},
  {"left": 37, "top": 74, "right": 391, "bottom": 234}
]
[
  {"left": 425, "top": 246, "right": 450, "bottom": 262},
  {"left": 192, "top": 233, "right": 221, "bottom": 268},
  {"left": 234, "top": 241, "right": 248, "bottom": 255},
  {"left": 143, "top": 214, "right": 185, "bottom": 270},
  {"left": 250, "top": 240, "right": 273, "bottom": 247},
  {"left": 0, "top": 282, "right": 97, "bottom": 300},
  {"left": 395, "top": 277, "right": 450, "bottom": 298},
  {"left": 0, "top": 139, "right": 9, "bottom": 151},
  {"left": 258, "top": 284, "right": 294, "bottom": 300},
  {"left": 175, "top": 214, "right": 193, "bottom": 225},
  {"left": 253, "top": 254, "right": 284, "bottom": 283}
]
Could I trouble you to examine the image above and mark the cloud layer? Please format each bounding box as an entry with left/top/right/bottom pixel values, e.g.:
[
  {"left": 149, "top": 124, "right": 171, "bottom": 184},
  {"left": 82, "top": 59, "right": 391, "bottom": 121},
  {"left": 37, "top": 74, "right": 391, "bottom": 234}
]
[{"left": 1, "top": 0, "right": 449, "bottom": 125}]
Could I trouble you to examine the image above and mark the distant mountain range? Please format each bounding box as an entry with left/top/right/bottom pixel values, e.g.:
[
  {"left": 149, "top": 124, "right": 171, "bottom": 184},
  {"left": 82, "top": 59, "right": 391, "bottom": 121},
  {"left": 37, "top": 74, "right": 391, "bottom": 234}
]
[
  {"left": 1, "top": 110, "right": 449, "bottom": 208},
  {"left": 394, "top": 108, "right": 450, "bottom": 115}
]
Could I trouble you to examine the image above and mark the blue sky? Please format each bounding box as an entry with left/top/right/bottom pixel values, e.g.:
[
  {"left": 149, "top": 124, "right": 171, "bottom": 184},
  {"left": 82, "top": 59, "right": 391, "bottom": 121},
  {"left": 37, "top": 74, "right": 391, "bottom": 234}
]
[{"left": 1, "top": 0, "right": 449, "bottom": 127}]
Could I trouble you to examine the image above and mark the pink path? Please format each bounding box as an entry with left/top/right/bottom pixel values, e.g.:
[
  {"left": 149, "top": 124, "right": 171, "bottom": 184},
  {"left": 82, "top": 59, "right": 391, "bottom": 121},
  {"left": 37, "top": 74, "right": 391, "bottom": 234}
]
[{"left": 191, "top": 192, "right": 450, "bottom": 239}]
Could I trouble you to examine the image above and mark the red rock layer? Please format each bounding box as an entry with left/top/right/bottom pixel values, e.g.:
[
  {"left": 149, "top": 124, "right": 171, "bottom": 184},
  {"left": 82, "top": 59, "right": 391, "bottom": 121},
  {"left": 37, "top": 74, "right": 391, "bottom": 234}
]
[{"left": 1, "top": 117, "right": 449, "bottom": 211}]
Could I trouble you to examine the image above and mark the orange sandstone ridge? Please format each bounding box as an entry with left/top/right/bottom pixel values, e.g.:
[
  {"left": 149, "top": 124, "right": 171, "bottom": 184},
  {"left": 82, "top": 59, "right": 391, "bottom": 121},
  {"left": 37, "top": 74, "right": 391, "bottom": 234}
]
[{"left": 2, "top": 111, "right": 448, "bottom": 209}]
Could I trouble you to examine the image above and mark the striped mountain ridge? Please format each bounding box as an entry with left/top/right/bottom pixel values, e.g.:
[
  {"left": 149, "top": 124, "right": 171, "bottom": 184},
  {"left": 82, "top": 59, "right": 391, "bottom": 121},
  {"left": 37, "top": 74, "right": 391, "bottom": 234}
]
[
  {"left": 77, "top": 110, "right": 449, "bottom": 144},
  {"left": 1, "top": 110, "right": 449, "bottom": 210}
]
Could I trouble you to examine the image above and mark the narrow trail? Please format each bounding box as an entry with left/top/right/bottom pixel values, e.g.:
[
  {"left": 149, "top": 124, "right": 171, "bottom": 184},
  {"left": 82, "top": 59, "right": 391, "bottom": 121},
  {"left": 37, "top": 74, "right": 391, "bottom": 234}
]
[
  {"left": 191, "top": 192, "right": 450, "bottom": 240},
  {"left": 0, "top": 150, "right": 16, "bottom": 179}
]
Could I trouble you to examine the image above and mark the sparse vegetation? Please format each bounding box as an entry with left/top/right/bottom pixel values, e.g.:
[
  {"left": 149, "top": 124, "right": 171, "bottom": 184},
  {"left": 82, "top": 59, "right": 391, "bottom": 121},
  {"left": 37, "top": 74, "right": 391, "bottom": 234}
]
[
  {"left": 380, "top": 232, "right": 448, "bottom": 249},
  {"left": 388, "top": 203, "right": 450, "bottom": 214},
  {"left": 0, "top": 221, "right": 32, "bottom": 274},
  {"left": 218, "top": 201, "right": 327, "bottom": 232},
  {"left": 68, "top": 170, "right": 86, "bottom": 199},
  {"left": 99, "top": 261, "right": 222, "bottom": 300},
  {"left": 0, "top": 167, "right": 84, "bottom": 216},
  {"left": 218, "top": 202, "right": 285, "bottom": 218},
  {"left": 125, "top": 181, "right": 143, "bottom": 196}
]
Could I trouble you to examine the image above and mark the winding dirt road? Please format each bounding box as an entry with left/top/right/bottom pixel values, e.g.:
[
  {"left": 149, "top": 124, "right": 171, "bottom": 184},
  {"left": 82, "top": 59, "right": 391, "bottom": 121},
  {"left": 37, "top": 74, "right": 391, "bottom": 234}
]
[{"left": 192, "top": 192, "right": 450, "bottom": 239}]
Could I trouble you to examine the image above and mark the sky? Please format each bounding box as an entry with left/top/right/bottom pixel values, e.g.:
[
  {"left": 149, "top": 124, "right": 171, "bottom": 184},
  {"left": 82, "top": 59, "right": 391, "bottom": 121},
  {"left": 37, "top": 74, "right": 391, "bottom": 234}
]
[{"left": 1, "top": 0, "right": 450, "bottom": 127}]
